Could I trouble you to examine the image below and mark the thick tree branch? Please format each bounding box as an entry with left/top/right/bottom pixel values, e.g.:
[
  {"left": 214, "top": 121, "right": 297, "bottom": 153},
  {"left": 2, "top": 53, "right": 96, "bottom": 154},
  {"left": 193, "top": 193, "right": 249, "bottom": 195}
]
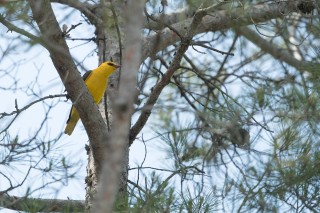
[
  {"left": 0, "top": 193, "right": 84, "bottom": 212},
  {"left": 51, "top": 0, "right": 99, "bottom": 25},
  {"left": 143, "top": 0, "right": 229, "bottom": 31},
  {"left": 141, "top": 1, "right": 309, "bottom": 61},
  {"left": 28, "top": 0, "right": 107, "bottom": 171}
]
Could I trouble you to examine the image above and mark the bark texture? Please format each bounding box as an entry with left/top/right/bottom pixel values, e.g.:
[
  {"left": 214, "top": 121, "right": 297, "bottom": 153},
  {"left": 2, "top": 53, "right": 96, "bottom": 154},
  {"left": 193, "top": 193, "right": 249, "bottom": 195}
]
[
  {"left": 93, "top": 0, "right": 144, "bottom": 212},
  {"left": 85, "top": 1, "right": 129, "bottom": 211}
]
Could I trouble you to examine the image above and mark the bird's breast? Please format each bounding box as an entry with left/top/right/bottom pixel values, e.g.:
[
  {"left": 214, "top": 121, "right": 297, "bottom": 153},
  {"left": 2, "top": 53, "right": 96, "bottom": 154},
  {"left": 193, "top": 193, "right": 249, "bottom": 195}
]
[{"left": 85, "top": 72, "right": 108, "bottom": 104}]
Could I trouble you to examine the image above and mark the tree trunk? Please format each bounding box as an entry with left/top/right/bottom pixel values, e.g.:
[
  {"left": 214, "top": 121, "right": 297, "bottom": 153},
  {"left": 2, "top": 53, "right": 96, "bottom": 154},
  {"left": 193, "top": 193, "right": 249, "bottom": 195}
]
[{"left": 84, "top": 1, "right": 129, "bottom": 211}]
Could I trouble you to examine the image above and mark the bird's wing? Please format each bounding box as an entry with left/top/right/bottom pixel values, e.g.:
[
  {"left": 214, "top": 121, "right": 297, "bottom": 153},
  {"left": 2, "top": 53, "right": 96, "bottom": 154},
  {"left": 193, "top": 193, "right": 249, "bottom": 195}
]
[
  {"left": 65, "top": 70, "right": 93, "bottom": 123},
  {"left": 82, "top": 70, "right": 93, "bottom": 82}
]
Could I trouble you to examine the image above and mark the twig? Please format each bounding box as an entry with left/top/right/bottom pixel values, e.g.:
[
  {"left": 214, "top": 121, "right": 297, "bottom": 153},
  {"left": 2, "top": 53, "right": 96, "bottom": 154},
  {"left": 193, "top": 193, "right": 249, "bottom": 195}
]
[
  {"left": 0, "top": 14, "right": 45, "bottom": 47},
  {"left": 190, "top": 41, "right": 235, "bottom": 56},
  {"left": 0, "top": 94, "right": 66, "bottom": 119},
  {"left": 130, "top": 9, "right": 209, "bottom": 144}
]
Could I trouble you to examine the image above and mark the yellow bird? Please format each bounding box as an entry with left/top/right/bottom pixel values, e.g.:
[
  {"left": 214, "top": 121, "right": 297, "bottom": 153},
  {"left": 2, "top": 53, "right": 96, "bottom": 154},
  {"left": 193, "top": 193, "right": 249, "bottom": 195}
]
[{"left": 64, "top": 61, "right": 120, "bottom": 135}]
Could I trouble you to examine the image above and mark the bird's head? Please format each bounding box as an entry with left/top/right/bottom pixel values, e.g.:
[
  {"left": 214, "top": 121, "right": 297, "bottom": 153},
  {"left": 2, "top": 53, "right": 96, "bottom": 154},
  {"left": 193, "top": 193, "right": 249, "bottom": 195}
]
[{"left": 99, "top": 61, "right": 120, "bottom": 74}]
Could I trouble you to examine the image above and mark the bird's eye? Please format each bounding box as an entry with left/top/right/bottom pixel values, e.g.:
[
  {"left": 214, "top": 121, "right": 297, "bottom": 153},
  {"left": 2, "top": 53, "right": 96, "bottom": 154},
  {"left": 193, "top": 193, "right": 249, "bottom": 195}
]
[{"left": 107, "top": 62, "right": 113, "bottom": 66}]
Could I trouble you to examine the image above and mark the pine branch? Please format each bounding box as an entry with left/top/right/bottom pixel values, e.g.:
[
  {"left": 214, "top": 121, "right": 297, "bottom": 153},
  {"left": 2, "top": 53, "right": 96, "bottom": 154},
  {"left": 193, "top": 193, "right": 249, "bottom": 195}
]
[
  {"left": 143, "top": 0, "right": 229, "bottom": 31},
  {"left": 0, "top": 193, "right": 84, "bottom": 212},
  {"left": 235, "top": 26, "right": 315, "bottom": 73},
  {"left": 141, "top": 1, "right": 309, "bottom": 61}
]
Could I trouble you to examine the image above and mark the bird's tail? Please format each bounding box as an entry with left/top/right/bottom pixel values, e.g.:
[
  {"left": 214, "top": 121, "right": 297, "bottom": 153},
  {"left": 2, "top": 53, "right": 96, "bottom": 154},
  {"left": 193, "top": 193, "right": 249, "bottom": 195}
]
[{"left": 64, "top": 107, "right": 80, "bottom": 135}]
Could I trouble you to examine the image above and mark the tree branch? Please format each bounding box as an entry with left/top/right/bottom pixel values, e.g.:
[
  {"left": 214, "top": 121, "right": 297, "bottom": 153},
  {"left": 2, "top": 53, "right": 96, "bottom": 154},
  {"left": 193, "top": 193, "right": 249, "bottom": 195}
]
[
  {"left": 51, "top": 0, "right": 99, "bottom": 25},
  {"left": 235, "top": 26, "right": 314, "bottom": 73},
  {"left": 28, "top": 0, "right": 108, "bottom": 171},
  {"left": 0, "top": 94, "right": 66, "bottom": 135},
  {"left": 0, "top": 14, "right": 44, "bottom": 46},
  {"left": 141, "top": 1, "right": 307, "bottom": 61},
  {"left": 0, "top": 193, "right": 84, "bottom": 212},
  {"left": 143, "top": 0, "right": 230, "bottom": 31},
  {"left": 129, "top": 8, "right": 208, "bottom": 144},
  {"left": 0, "top": 94, "right": 65, "bottom": 119},
  {"left": 131, "top": 1, "right": 318, "bottom": 143}
]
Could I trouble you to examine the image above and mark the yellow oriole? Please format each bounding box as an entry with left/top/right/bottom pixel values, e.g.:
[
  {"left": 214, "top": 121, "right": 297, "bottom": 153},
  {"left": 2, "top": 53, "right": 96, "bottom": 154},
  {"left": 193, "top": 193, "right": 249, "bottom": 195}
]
[{"left": 64, "top": 61, "right": 120, "bottom": 135}]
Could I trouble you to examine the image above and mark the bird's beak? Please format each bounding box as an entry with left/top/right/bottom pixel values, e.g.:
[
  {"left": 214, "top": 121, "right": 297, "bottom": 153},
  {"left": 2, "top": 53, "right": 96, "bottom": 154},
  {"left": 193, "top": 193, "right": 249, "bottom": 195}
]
[{"left": 115, "top": 64, "right": 121, "bottom": 68}]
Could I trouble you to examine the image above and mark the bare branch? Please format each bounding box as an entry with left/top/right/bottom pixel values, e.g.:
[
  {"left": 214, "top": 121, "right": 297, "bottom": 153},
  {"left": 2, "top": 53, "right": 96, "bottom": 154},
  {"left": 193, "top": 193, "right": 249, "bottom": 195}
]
[
  {"left": 0, "top": 94, "right": 65, "bottom": 135},
  {"left": 130, "top": 9, "right": 208, "bottom": 144},
  {"left": 0, "top": 94, "right": 65, "bottom": 119},
  {"left": 190, "top": 41, "right": 235, "bottom": 56}
]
